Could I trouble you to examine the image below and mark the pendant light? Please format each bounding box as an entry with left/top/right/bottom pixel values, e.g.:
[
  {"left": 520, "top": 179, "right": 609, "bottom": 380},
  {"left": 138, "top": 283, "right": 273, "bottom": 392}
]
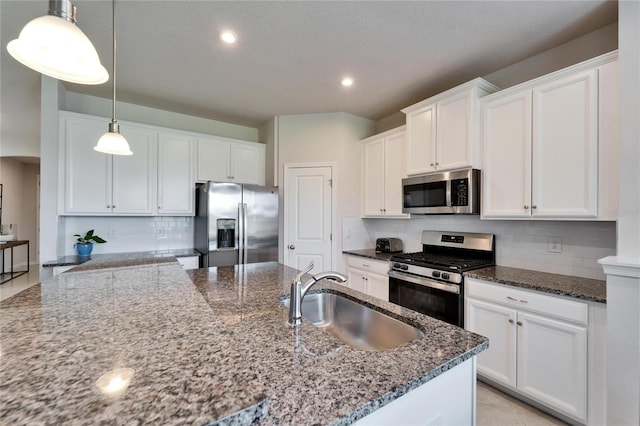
[
  {"left": 94, "top": 0, "right": 132, "bottom": 156},
  {"left": 7, "top": 0, "right": 108, "bottom": 85}
]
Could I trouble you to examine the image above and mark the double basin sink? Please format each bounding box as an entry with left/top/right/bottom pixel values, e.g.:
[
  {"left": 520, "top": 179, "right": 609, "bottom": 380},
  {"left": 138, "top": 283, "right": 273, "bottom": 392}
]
[{"left": 282, "top": 291, "right": 423, "bottom": 351}]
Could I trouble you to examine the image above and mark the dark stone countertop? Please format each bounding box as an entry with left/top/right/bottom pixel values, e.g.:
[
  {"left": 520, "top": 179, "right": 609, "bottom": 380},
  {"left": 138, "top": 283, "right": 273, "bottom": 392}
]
[
  {"left": 0, "top": 260, "right": 488, "bottom": 425},
  {"left": 343, "top": 249, "right": 397, "bottom": 262},
  {"left": 465, "top": 265, "right": 606, "bottom": 303},
  {"left": 42, "top": 249, "right": 202, "bottom": 270}
]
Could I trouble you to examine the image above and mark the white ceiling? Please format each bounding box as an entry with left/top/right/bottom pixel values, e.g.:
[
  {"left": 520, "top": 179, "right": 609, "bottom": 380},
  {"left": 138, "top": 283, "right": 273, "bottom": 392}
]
[{"left": 1, "top": 0, "right": 618, "bottom": 132}]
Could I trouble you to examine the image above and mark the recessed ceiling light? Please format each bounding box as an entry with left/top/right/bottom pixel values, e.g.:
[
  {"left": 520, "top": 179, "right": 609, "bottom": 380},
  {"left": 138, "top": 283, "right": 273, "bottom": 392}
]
[
  {"left": 341, "top": 77, "right": 354, "bottom": 87},
  {"left": 220, "top": 30, "right": 237, "bottom": 44}
]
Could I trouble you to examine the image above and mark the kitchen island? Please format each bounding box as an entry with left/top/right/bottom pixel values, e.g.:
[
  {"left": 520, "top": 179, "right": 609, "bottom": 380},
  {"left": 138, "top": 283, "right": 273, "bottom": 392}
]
[{"left": 0, "top": 261, "right": 488, "bottom": 424}]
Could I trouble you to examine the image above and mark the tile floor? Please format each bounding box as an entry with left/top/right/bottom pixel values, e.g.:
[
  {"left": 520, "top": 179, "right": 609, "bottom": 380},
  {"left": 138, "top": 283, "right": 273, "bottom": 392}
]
[
  {"left": 1, "top": 269, "right": 569, "bottom": 426},
  {"left": 477, "top": 380, "right": 568, "bottom": 425},
  {"left": 0, "top": 264, "right": 40, "bottom": 301}
]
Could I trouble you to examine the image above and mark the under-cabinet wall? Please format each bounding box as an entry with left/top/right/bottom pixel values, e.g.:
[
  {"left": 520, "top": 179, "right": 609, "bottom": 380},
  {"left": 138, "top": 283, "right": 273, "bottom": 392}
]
[
  {"left": 343, "top": 215, "right": 615, "bottom": 281},
  {"left": 59, "top": 216, "right": 194, "bottom": 256}
]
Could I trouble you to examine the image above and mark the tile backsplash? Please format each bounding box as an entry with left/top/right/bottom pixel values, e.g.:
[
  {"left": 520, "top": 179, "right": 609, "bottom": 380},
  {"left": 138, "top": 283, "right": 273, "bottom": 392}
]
[
  {"left": 343, "top": 216, "right": 616, "bottom": 280},
  {"left": 59, "top": 216, "right": 194, "bottom": 257}
]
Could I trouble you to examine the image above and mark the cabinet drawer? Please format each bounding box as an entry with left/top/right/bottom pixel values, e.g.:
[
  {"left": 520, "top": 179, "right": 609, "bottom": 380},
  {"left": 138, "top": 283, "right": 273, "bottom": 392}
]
[
  {"left": 466, "top": 278, "right": 588, "bottom": 325},
  {"left": 346, "top": 256, "right": 389, "bottom": 276},
  {"left": 177, "top": 256, "right": 199, "bottom": 270}
]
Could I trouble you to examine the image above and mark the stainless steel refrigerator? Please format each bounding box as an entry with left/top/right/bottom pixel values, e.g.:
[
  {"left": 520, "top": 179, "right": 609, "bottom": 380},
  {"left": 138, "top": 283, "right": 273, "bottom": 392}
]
[{"left": 194, "top": 182, "right": 279, "bottom": 268}]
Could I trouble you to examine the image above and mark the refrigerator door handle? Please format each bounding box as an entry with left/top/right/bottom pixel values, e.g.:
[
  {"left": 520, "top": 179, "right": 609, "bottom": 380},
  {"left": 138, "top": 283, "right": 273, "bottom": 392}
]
[
  {"left": 242, "top": 203, "right": 248, "bottom": 264},
  {"left": 238, "top": 202, "right": 244, "bottom": 264}
]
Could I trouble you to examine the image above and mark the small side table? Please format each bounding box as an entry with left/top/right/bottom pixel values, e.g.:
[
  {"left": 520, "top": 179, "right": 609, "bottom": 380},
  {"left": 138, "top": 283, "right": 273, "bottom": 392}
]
[{"left": 0, "top": 240, "right": 30, "bottom": 284}]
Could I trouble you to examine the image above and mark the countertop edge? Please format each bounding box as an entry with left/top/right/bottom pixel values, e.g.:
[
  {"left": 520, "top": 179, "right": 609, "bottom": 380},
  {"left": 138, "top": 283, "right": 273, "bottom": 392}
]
[
  {"left": 333, "top": 345, "right": 488, "bottom": 425},
  {"left": 465, "top": 266, "right": 606, "bottom": 304}
]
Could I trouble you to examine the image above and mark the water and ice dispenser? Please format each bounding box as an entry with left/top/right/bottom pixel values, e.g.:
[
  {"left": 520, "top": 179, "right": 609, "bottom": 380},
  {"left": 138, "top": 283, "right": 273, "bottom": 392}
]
[{"left": 217, "top": 219, "right": 236, "bottom": 248}]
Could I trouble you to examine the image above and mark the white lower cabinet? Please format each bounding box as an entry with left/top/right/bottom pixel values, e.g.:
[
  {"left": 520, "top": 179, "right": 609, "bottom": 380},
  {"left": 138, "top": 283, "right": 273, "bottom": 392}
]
[
  {"left": 176, "top": 256, "right": 199, "bottom": 270},
  {"left": 465, "top": 278, "right": 590, "bottom": 424},
  {"left": 345, "top": 255, "right": 389, "bottom": 302}
]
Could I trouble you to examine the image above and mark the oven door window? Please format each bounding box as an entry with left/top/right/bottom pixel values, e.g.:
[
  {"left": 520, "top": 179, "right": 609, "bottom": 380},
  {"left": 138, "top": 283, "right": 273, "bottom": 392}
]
[
  {"left": 389, "top": 276, "right": 462, "bottom": 326},
  {"left": 403, "top": 181, "right": 447, "bottom": 208}
]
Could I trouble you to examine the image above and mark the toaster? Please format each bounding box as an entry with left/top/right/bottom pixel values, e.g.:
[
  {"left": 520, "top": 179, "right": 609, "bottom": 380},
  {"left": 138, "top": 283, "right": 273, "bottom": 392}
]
[{"left": 375, "top": 238, "right": 403, "bottom": 253}]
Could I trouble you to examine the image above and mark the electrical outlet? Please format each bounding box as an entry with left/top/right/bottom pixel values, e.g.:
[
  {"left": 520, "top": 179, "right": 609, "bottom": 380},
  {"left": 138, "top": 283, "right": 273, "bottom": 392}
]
[
  {"left": 157, "top": 228, "right": 164, "bottom": 237},
  {"left": 547, "top": 236, "right": 562, "bottom": 253}
]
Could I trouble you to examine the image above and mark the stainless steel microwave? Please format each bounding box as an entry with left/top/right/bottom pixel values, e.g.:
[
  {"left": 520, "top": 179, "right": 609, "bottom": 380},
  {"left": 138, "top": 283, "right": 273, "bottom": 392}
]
[{"left": 402, "top": 168, "right": 480, "bottom": 214}]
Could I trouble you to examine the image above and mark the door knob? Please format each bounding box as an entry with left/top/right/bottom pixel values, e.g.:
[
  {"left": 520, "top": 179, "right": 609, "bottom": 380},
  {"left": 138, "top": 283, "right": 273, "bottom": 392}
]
[{"left": 288, "top": 244, "right": 295, "bottom": 250}]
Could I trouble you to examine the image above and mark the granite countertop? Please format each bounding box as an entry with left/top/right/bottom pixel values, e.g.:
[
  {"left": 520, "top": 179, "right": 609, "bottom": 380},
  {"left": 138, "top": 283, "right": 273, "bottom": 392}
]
[
  {"left": 343, "top": 249, "right": 397, "bottom": 262},
  {"left": 465, "top": 265, "right": 606, "bottom": 303},
  {"left": 0, "top": 260, "right": 488, "bottom": 425},
  {"left": 42, "top": 249, "right": 202, "bottom": 271}
]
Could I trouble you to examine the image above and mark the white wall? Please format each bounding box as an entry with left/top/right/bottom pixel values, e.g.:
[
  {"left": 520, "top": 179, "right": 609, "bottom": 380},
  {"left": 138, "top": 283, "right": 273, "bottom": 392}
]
[
  {"left": 344, "top": 216, "right": 615, "bottom": 280},
  {"left": 0, "top": 158, "right": 38, "bottom": 266},
  {"left": 375, "top": 23, "right": 618, "bottom": 134},
  {"left": 63, "top": 92, "right": 259, "bottom": 142},
  {"left": 60, "top": 217, "right": 193, "bottom": 256},
  {"left": 602, "top": 2, "right": 640, "bottom": 425},
  {"left": 277, "top": 112, "right": 376, "bottom": 271}
]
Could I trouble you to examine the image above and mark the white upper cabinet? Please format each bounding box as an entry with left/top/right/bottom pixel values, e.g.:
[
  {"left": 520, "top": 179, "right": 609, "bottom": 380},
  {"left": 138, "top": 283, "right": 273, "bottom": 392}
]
[
  {"left": 481, "top": 52, "right": 618, "bottom": 220},
  {"left": 403, "top": 78, "right": 499, "bottom": 175},
  {"left": 197, "top": 136, "right": 265, "bottom": 185},
  {"left": 361, "top": 126, "right": 409, "bottom": 218},
  {"left": 59, "top": 111, "right": 266, "bottom": 217},
  {"left": 158, "top": 131, "right": 195, "bottom": 215},
  {"left": 532, "top": 71, "right": 598, "bottom": 217},
  {"left": 59, "top": 113, "right": 156, "bottom": 216},
  {"left": 112, "top": 123, "right": 157, "bottom": 215}
]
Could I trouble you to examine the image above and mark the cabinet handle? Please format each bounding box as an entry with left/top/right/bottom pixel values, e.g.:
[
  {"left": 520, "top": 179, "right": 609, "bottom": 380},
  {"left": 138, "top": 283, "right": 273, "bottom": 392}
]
[
  {"left": 430, "top": 163, "right": 434, "bottom": 167},
  {"left": 288, "top": 244, "right": 295, "bottom": 250},
  {"left": 508, "top": 319, "right": 514, "bottom": 324},
  {"left": 532, "top": 205, "right": 537, "bottom": 209},
  {"left": 382, "top": 209, "right": 386, "bottom": 213},
  {"left": 112, "top": 205, "right": 116, "bottom": 209},
  {"left": 106, "top": 205, "right": 111, "bottom": 208},
  {"left": 507, "top": 296, "right": 528, "bottom": 303},
  {"left": 435, "top": 162, "right": 439, "bottom": 166},
  {"left": 517, "top": 321, "right": 523, "bottom": 326},
  {"left": 524, "top": 205, "right": 529, "bottom": 210}
]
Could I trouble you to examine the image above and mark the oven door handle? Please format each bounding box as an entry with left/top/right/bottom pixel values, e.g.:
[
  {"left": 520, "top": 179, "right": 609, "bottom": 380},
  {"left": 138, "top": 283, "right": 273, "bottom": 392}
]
[{"left": 388, "top": 270, "right": 460, "bottom": 295}]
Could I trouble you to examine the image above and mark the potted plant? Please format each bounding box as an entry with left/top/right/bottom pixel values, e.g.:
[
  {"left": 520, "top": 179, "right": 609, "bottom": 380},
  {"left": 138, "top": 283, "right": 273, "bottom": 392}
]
[{"left": 74, "top": 229, "right": 107, "bottom": 256}]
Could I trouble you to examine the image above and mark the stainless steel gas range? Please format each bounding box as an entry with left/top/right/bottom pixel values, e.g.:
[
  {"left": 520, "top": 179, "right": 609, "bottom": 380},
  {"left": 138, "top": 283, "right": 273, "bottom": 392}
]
[{"left": 388, "top": 230, "right": 495, "bottom": 327}]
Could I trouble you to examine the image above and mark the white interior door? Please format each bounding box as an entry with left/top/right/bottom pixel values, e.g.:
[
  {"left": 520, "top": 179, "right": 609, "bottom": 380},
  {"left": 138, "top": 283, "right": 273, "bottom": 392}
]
[{"left": 284, "top": 165, "right": 333, "bottom": 274}]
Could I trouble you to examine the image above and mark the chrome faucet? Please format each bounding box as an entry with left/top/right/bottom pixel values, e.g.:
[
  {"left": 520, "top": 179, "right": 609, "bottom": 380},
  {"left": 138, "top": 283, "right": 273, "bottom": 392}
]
[{"left": 288, "top": 261, "right": 348, "bottom": 326}]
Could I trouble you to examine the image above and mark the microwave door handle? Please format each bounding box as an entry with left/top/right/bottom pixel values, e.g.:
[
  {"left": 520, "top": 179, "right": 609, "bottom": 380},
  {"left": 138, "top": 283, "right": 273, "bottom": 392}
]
[{"left": 445, "top": 179, "right": 452, "bottom": 207}]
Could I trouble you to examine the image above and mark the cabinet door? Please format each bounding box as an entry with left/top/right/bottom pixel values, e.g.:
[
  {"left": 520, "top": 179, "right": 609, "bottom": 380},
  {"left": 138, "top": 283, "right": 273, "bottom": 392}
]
[
  {"left": 112, "top": 124, "right": 156, "bottom": 215},
  {"left": 517, "top": 311, "right": 587, "bottom": 422},
  {"left": 465, "top": 298, "right": 517, "bottom": 388},
  {"left": 436, "top": 91, "right": 472, "bottom": 171},
  {"left": 362, "top": 138, "right": 385, "bottom": 216},
  {"left": 347, "top": 267, "right": 368, "bottom": 294},
  {"left": 158, "top": 132, "right": 195, "bottom": 215},
  {"left": 406, "top": 104, "right": 436, "bottom": 175},
  {"left": 481, "top": 91, "right": 532, "bottom": 218},
  {"left": 197, "top": 137, "right": 230, "bottom": 182},
  {"left": 383, "top": 131, "right": 408, "bottom": 217},
  {"left": 532, "top": 70, "right": 598, "bottom": 218},
  {"left": 61, "top": 115, "right": 112, "bottom": 214},
  {"left": 366, "top": 271, "right": 389, "bottom": 301},
  {"left": 230, "top": 143, "right": 264, "bottom": 185}
]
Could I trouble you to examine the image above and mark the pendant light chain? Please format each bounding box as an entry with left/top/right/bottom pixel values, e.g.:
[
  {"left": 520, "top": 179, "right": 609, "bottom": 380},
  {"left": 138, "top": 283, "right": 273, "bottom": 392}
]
[{"left": 111, "top": 0, "right": 117, "bottom": 124}]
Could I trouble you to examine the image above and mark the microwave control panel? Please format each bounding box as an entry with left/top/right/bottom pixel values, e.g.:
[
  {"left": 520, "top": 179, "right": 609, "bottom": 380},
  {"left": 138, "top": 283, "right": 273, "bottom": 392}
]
[{"left": 450, "top": 178, "right": 469, "bottom": 206}]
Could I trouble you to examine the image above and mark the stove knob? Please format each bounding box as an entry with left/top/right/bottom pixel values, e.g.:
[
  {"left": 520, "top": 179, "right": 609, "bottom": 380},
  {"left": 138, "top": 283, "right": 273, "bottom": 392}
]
[
  {"left": 441, "top": 272, "right": 450, "bottom": 280},
  {"left": 393, "top": 263, "right": 402, "bottom": 269},
  {"left": 401, "top": 264, "right": 408, "bottom": 271},
  {"left": 431, "top": 271, "right": 441, "bottom": 278}
]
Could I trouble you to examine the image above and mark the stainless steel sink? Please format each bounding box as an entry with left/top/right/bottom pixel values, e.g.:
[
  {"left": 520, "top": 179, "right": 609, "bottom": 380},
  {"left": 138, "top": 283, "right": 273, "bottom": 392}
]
[{"left": 282, "top": 292, "right": 423, "bottom": 351}]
